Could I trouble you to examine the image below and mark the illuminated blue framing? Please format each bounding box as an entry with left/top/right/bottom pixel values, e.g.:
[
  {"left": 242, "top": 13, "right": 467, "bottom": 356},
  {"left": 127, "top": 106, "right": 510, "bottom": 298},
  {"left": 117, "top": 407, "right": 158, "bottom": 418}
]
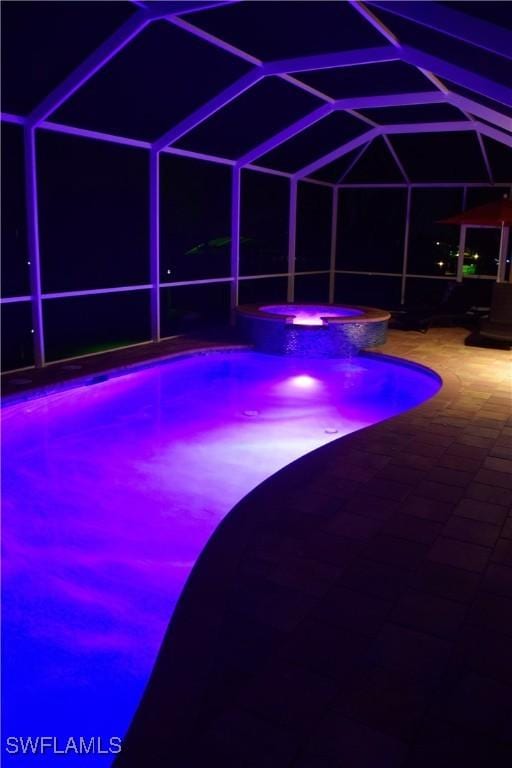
[{"left": 1, "top": 0, "right": 511, "bottom": 368}]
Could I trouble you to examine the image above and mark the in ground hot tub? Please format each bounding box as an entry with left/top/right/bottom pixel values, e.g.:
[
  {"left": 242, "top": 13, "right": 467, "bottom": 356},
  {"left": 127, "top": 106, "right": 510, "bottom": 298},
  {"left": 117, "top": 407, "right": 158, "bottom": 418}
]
[{"left": 236, "top": 303, "right": 391, "bottom": 356}]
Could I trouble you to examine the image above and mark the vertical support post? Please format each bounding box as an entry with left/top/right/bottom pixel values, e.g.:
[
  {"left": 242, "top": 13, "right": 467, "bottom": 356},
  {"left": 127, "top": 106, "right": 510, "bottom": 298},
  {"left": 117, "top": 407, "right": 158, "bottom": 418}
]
[
  {"left": 149, "top": 148, "right": 160, "bottom": 342},
  {"left": 400, "top": 186, "right": 412, "bottom": 306},
  {"left": 329, "top": 187, "right": 339, "bottom": 304},
  {"left": 24, "top": 125, "right": 45, "bottom": 367},
  {"left": 230, "top": 166, "right": 241, "bottom": 318},
  {"left": 497, "top": 224, "right": 509, "bottom": 283},
  {"left": 457, "top": 226, "right": 467, "bottom": 283},
  {"left": 287, "top": 178, "right": 298, "bottom": 302},
  {"left": 509, "top": 185, "right": 512, "bottom": 283},
  {"left": 456, "top": 187, "right": 467, "bottom": 283}
]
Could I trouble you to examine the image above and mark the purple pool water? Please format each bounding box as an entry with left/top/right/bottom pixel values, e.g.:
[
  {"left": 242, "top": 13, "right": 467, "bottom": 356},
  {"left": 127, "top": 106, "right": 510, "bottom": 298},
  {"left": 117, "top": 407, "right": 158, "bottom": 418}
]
[
  {"left": 262, "top": 304, "right": 364, "bottom": 325},
  {"left": 1, "top": 350, "right": 440, "bottom": 764}
]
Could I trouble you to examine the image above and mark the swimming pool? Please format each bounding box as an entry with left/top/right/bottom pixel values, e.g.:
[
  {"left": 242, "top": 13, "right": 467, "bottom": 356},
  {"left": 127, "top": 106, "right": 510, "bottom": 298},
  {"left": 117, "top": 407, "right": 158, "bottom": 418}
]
[{"left": 1, "top": 349, "right": 440, "bottom": 765}]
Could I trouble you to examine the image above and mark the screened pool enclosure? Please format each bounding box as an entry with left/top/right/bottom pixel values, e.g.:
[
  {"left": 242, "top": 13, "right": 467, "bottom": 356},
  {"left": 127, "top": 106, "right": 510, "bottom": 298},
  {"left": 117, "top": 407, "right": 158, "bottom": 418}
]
[{"left": 2, "top": 0, "right": 512, "bottom": 372}]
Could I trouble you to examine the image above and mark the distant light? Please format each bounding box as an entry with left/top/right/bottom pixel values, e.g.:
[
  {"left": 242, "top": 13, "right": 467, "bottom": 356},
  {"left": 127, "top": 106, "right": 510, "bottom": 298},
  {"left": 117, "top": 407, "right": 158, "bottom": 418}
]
[
  {"left": 435, "top": 241, "right": 440, "bottom": 246},
  {"left": 166, "top": 269, "right": 171, "bottom": 275},
  {"left": 30, "top": 329, "right": 34, "bottom": 334},
  {"left": 27, "top": 260, "right": 31, "bottom": 265},
  {"left": 474, "top": 253, "right": 479, "bottom": 260},
  {"left": 437, "top": 261, "right": 444, "bottom": 267}
]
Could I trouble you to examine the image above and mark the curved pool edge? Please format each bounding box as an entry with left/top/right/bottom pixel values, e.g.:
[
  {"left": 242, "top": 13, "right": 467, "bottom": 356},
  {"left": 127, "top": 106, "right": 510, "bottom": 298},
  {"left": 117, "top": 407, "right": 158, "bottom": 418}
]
[
  {"left": 0, "top": 344, "right": 250, "bottom": 408},
  {"left": 0, "top": 343, "right": 440, "bottom": 410},
  {"left": 116, "top": 344, "right": 456, "bottom": 766}
]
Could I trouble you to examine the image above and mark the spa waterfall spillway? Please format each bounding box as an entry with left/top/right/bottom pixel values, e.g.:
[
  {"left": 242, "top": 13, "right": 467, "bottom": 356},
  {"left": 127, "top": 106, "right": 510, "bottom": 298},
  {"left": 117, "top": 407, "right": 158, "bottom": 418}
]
[{"left": 235, "top": 303, "right": 391, "bottom": 356}]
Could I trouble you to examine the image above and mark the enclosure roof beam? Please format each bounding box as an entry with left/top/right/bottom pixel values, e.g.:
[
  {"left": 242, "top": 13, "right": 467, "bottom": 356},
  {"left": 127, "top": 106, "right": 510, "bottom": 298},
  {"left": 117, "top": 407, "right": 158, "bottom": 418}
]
[
  {"left": 294, "top": 128, "right": 379, "bottom": 179},
  {"left": 145, "top": 1, "right": 239, "bottom": 18},
  {"left": 153, "top": 46, "right": 398, "bottom": 150},
  {"left": 29, "top": 9, "right": 153, "bottom": 126},
  {"left": 333, "top": 91, "right": 446, "bottom": 111},
  {"left": 170, "top": 16, "right": 335, "bottom": 106},
  {"left": 350, "top": 3, "right": 512, "bottom": 108},
  {"left": 235, "top": 89, "right": 467, "bottom": 171},
  {"left": 35, "top": 119, "right": 238, "bottom": 165},
  {"left": 1, "top": 112, "right": 26, "bottom": 125},
  {"left": 446, "top": 94, "right": 512, "bottom": 134},
  {"left": 266, "top": 46, "right": 398, "bottom": 75},
  {"left": 293, "top": 114, "right": 512, "bottom": 181},
  {"left": 477, "top": 131, "right": 494, "bottom": 183},
  {"left": 169, "top": 15, "right": 261, "bottom": 65},
  {"left": 153, "top": 69, "right": 262, "bottom": 150},
  {"left": 473, "top": 121, "right": 512, "bottom": 148},
  {"left": 236, "top": 104, "right": 333, "bottom": 167},
  {"left": 398, "top": 46, "right": 512, "bottom": 108},
  {"left": 349, "top": 3, "right": 450, "bottom": 101},
  {"left": 383, "top": 136, "right": 410, "bottom": 182},
  {"left": 336, "top": 140, "right": 372, "bottom": 183},
  {"left": 39, "top": 121, "right": 152, "bottom": 149},
  {"left": 368, "top": 1, "right": 512, "bottom": 61},
  {"left": 382, "top": 120, "right": 475, "bottom": 135}
]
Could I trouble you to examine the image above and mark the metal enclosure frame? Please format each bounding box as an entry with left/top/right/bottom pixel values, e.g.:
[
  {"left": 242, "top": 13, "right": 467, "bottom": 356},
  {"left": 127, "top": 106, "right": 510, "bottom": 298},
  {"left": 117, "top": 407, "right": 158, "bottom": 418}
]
[{"left": 1, "top": 0, "right": 511, "bottom": 368}]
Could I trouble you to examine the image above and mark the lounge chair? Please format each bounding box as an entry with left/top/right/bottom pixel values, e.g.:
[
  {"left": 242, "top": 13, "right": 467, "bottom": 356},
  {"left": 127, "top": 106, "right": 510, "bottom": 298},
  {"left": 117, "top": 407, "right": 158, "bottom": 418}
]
[{"left": 478, "top": 283, "right": 512, "bottom": 347}]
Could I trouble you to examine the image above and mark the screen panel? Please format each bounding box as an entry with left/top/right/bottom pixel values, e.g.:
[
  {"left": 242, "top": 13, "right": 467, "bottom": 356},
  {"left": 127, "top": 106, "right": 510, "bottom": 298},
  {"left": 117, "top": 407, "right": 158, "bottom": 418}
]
[
  {"left": 190, "top": 1, "right": 384, "bottom": 61},
  {"left": 294, "top": 273, "right": 330, "bottom": 303},
  {"left": 53, "top": 21, "right": 250, "bottom": 141},
  {"left": 1, "top": 123, "right": 30, "bottom": 297},
  {"left": 1, "top": 302, "right": 34, "bottom": 371},
  {"left": 1, "top": 1, "right": 136, "bottom": 116},
  {"left": 43, "top": 290, "right": 151, "bottom": 362},
  {"left": 337, "top": 189, "right": 407, "bottom": 273},
  {"left": 238, "top": 276, "right": 288, "bottom": 305},
  {"left": 176, "top": 78, "right": 321, "bottom": 160},
  {"left": 37, "top": 131, "right": 149, "bottom": 292},
  {"left": 335, "top": 273, "right": 401, "bottom": 309},
  {"left": 240, "top": 171, "right": 289, "bottom": 276},
  {"left": 407, "top": 188, "right": 464, "bottom": 277},
  {"left": 296, "top": 182, "right": 332, "bottom": 272},
  {"left": 160, "top": 155, "right": 231, "bottom": 282},
  {"left": 160, "top": 282, "right": 230, "bottom": 337}
]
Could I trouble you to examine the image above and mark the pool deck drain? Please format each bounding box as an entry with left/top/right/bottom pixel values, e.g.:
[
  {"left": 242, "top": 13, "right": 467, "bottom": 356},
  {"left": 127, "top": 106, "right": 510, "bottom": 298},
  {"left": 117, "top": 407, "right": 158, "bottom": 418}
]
[{"left": 3, "top": 328, "right": 511, "bottom": 767}]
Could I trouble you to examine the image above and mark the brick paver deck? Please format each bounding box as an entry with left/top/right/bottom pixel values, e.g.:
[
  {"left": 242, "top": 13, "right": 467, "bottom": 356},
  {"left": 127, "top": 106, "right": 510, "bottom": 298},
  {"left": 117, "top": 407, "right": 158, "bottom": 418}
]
[{"left": 3, "top": 328, "right": 511, "bottom": 767}]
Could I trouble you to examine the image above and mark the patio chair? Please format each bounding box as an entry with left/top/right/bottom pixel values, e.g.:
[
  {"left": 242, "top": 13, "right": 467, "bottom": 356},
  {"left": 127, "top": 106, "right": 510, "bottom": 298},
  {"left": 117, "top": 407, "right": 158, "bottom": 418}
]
[
  {"left": 390, "top": 282, "right": 473, "bottom": 333},
  {"left": 478, "top": 282, "right": 512, "bottom": 347}
]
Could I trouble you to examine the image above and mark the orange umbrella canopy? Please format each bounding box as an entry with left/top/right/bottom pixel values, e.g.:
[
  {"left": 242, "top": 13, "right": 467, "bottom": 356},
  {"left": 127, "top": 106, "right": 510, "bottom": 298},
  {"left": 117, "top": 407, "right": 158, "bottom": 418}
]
[{"left": 440, "top": 197, "right": 512, "bottom": 226}]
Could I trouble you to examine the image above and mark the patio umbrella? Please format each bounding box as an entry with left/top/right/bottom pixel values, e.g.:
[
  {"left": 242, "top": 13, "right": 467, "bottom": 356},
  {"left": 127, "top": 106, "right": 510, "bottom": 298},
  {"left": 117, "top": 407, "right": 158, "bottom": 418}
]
[
  {"left": 439, "top": 197, "right": 512, "bottom": 226},
  {"left": 439, "top": 196, "right": 512, "bottom": 282}
]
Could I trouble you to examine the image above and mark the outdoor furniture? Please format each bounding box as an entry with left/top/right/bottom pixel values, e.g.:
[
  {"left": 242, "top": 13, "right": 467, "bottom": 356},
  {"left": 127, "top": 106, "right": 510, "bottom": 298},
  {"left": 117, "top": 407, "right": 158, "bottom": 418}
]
[
  {"left": 390, "top": 282, "right": 474, "bottom": 333},
  {"left": 479, "top": 282, "right": 512, "bottom": 347}
]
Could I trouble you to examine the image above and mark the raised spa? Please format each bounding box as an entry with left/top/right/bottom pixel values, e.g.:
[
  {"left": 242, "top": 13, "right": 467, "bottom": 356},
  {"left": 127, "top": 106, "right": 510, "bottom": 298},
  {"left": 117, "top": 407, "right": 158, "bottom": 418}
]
[{"left": 236, "top": 303, "right": 391, "bottom": 356}]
